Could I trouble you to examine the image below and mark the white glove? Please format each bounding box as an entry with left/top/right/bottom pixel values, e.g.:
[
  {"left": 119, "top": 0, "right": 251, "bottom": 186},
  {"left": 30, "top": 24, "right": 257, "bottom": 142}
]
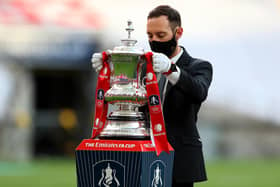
[
  {"left": 91, "top": 53, "right": 103, "bottom": 72},
  {"left": 91, "top": 51, "right": 113, "bottom": 73},
  {"left": 152, "top": 52, "right": 171, "bottom": 73}
]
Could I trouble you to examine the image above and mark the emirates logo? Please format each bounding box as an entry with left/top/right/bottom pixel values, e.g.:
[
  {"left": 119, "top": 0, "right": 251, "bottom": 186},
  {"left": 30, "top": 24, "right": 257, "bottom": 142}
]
[
  {"left": 154, "top": 124, "right": 162, "bottom": 132},
  {"left": 147, "top": 72, "right": 153, "bottom": 80}
]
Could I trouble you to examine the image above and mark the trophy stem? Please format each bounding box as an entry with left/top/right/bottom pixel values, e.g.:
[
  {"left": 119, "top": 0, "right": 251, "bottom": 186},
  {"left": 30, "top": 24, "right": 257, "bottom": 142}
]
[
  {"left": 98, "top": 106, "right": 150, "bottom": 140},
  {"left": 118, "top": 104, "right": 137, "bottom": 111}
]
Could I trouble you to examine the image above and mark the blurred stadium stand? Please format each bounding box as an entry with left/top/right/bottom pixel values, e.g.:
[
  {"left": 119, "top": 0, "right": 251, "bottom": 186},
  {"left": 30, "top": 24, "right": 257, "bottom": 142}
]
[{"left": 0, "top": 0, "right": 102, "bottom": 160}]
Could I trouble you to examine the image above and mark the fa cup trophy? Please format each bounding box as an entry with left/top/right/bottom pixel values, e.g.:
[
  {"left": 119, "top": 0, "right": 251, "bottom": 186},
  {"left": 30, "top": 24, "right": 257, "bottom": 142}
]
[
  {"left": 92, "top": 20, "right": 150, "bottom": 140},
  {"left": 75, "top": 20, "right": 174, "bottom": 187},
  {"left": 91, "top": 20, "right": 170, "bottom": 154}
]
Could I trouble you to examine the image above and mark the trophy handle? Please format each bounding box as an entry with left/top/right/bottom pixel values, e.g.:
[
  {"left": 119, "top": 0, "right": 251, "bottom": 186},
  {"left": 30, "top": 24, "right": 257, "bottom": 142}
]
[
  {"left": 140, "top": 69, "right": 161, "bottom": 89},
  {"left": 141, "top": 76, "right": 146, "bottom": 88},
  {"left": 140, "top": 53, "right": 161, "bottom": 88}
]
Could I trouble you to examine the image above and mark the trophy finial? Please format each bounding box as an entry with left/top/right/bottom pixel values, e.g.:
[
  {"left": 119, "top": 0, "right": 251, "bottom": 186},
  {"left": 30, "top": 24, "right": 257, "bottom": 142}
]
[{"left": 126, "top": 20, "right": 134, "bottom": 39}]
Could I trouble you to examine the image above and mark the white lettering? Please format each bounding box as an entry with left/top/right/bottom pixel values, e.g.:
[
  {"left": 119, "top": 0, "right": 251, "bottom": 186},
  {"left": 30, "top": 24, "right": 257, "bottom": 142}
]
[
  {"left": 153, "top": 132, "right": 166, "bottom": 136},
  {"left": 146, "top": 81, "right": 157, "bottom": 85},
  {"left": 85, "top": 142, "right": 137, "bottom": 149},
  {"left": 86, "top": 143, "right": 95, "bottom": 147},
  {"left": 125, "top": 144, "right": 136, "bottom": 148}
]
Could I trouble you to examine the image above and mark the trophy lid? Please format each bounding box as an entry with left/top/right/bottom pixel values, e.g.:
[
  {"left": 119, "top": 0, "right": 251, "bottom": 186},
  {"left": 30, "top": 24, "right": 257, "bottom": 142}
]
[{"left": 112, "top": 20, "right": 144, "bottom": 56}]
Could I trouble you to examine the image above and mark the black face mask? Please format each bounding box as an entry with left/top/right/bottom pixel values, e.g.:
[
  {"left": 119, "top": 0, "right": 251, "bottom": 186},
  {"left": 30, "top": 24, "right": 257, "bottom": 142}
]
[{"left": 149, "top": 33, "right": 177, "bottom": 57}]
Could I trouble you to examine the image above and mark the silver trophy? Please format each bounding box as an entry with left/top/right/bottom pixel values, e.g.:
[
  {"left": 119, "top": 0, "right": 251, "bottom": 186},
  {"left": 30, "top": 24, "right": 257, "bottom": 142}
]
[{"left": 98, "top": 20, "right": 150, "bottom": 139}]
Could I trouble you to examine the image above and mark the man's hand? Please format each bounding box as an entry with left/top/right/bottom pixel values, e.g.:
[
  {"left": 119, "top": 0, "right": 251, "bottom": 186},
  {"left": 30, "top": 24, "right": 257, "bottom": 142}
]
[
  {"left": 91, "top": 53, "right": 103, "bottom": 72},
  {"left": 91, "top": 51, "right": 113, "bottom": 73},
  {"left": 152, "top": 52, "right": 171, "bottom": 73}
]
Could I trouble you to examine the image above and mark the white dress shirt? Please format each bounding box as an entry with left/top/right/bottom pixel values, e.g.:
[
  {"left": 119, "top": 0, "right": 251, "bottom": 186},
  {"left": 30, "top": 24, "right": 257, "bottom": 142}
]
[{"left": 162, "top": 47, "right": 183, "bottom": 105}]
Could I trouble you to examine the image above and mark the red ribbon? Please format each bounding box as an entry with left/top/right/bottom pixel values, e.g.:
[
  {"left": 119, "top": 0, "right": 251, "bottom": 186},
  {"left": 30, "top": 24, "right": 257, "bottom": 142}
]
[
  {"left": 144, "top": 52, "right": 170, "bottom": 156},
  {"left": 91, "top": 52, "right": 111, "bottom": 138},
  {"left": 91, "top": 51, "right": 169, "bottom": 156}
]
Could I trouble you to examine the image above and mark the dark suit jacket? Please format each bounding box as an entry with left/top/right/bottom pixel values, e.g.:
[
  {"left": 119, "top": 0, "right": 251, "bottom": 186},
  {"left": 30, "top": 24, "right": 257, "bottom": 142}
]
[{"left": 161, "top": 47, "right": 213, "bottom": 183}]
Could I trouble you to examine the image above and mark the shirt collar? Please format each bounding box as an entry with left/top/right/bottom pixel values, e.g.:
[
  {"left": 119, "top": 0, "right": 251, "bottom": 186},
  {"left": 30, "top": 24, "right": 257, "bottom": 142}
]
[{"left": 171, "top": 47, "right": 183, "bottom": 64}]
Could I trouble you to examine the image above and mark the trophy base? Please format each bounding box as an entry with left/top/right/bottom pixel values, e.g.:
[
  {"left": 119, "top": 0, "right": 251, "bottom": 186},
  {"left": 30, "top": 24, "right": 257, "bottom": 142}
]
[
  {"left": 76, "top": 139, "right": 174, "bottom": 187},
  {"left": 98, "top": 110, "right": 150, "bottom": 140},
  {"left": 98, "top": 130, "right": 151, "bottom": 140}
]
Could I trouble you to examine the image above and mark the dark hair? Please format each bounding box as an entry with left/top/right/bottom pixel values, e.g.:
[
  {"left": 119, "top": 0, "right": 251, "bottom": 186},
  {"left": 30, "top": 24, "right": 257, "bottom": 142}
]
[{"left": 147, "top": 5, "right": 181, "bottom": 30}]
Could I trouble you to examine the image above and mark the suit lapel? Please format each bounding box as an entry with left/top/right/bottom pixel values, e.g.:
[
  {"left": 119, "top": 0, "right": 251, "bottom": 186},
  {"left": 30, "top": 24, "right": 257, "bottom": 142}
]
[
  {"left": 158, "top": 47, "right": 193, "bottom": 103},
  {"left": 158, "top": 75, "right": 166, "bottom": 102},
  {"left": 175, "top": 47, "right": 192, "bottom": 68},
  {"left": 164, "top": 47, "right": 192, "bottom": 97}
]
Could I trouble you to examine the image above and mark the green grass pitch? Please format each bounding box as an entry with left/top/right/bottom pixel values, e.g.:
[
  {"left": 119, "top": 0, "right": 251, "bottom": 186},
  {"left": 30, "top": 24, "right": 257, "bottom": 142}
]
[{"left": 0, "top": 158, "right": 279, "bottom": 187}]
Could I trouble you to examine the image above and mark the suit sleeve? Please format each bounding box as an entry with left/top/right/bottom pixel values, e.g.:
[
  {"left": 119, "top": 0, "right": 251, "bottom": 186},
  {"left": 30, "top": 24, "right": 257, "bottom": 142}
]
[{"left": 175, "top": 60, "right": 213, "bottom": 103}]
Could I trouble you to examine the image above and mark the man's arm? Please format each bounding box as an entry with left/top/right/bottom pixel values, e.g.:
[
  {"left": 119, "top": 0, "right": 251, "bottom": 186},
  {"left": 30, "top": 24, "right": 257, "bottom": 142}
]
[{"left": 175, "top": 60, "right": 213, "bottom": 103}]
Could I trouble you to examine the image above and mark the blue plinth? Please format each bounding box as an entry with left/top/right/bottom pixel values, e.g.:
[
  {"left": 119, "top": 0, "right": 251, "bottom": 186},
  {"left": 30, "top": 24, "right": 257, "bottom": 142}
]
[{"left": 75, "top": 139, "right": 174, "bottom": 187}]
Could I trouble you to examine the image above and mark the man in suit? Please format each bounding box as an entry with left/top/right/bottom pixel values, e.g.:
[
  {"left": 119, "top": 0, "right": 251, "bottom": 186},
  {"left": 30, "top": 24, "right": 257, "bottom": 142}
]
[
  {"left": 92, "top": 5, "right": 213, "bottom": 187},
  {"left": 146, "top": 5, "right": 213, "bottom": 187}
]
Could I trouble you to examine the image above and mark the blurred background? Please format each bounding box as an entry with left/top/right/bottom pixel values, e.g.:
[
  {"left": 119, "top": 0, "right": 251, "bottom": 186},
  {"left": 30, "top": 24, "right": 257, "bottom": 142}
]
[{"left": 0, "top": 0, "right": 280, "bottom": 186}]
